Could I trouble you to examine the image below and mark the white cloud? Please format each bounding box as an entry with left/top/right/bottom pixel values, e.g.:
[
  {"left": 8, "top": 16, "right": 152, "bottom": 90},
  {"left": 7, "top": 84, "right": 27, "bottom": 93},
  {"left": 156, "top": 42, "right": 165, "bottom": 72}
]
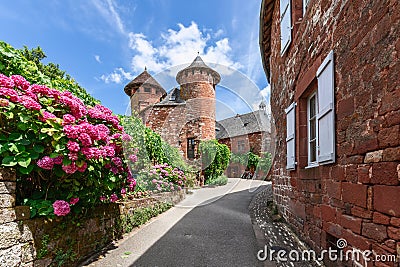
[
  {"left": 100, "top": 68, "right": 133, "bottom": 84},
  {"left": 260, "top": 84, "right": 270, "bottom": 98},
  {"left": 91, "top": 0, "right": 126, "bottom": 34},
  {"left": 101, "top": 21, "right": 242, "bottom": 84},
  {"left": 94, "top": 55, "right": 102, "bottom": 63}
]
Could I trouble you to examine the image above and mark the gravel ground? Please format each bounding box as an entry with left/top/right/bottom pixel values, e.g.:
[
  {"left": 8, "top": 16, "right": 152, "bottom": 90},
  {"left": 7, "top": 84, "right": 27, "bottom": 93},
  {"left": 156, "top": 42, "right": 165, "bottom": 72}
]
[{"left": 249, "top": 184, "right": 325, "bottom": 267}]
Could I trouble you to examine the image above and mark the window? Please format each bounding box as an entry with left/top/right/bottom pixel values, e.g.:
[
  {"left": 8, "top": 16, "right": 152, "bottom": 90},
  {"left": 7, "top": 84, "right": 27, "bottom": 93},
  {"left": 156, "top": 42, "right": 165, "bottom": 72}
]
[
  {"left": 280, "top": 0, "right": 292, "bottom": 55},
  {"left": 187, "top": 138, "right": 195, "bottom": 159},
  {"left": 303, "top": 0, "right": 310, "bottom": 14},
  {"left": 144, "top": 87, "right": 151, "bottom": 93},
  {"left": 285, "top": 102, "right": 296, "bottom": 170},
  {"left": 307, "top": 92, "right": 318, "bottom": 166},
  {"left": 237, "top": 140, "right": 246, "bottom": 153}
]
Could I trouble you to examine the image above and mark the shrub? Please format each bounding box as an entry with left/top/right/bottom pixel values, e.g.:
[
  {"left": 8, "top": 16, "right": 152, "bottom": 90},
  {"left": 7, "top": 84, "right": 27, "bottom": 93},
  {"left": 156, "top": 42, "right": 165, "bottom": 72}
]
[
  {"left": 0, "top": 74, "right": 137, "bottom": 217},
  {"left": 199, "top": 140, "right": 231, "bottom": 182},
  {"left": 205, "top": 174, "right": 228, "bottom": 186},
  {"left": 0, "top": 41, "right": 99, "bottom": 107}
]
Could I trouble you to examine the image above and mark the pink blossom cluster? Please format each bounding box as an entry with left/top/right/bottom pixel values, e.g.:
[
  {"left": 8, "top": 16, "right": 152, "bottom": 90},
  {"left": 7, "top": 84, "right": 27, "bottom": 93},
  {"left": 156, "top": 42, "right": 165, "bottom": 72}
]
[
  {"left": 53, "top": 200, "right": 71, "bottom": 216},
  {"left": 37, "top": 156, "right": 63, "bottom": 170},
  {"left": 88, "top": 104, "right": 121, "bottom": 128}
]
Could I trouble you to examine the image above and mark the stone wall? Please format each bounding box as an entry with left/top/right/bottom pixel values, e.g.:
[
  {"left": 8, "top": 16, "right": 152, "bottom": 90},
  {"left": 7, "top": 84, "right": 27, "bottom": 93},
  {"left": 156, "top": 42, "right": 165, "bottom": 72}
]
[
  {"left": 0, "top": 168, "right": 185, "bottom": 267},
  {"left": 262, "top": 0, "right": 400, "bottom": 265}
]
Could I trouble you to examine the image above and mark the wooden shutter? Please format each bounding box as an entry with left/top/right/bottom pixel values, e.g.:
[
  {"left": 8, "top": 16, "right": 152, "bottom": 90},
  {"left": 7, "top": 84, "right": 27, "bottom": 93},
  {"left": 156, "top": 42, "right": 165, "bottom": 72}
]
[
  {"left": 280, "top": 0, "right": 292, "bottom": 55},
  {"left": 316, "top": 51, "right": 335, "bottom": 164},
  {"left": 285, "top": 102, "right": 296, "bottom": 170}
]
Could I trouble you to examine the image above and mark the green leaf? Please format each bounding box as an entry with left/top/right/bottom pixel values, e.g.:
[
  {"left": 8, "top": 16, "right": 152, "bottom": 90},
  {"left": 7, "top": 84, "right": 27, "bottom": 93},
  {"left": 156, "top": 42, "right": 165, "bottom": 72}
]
[
  {"left": 9, "top": 133, "right": 22, "bottom": 141},
  {"left": 18, "top": 157, "right": 31, "bottom": 168},
  {"left": 17, "top": 122, "right": 29, "bottom": 131},
  {"left": 33, "top": 145, "right": 45, "bottom": 153},
  {"left": 19, "top": 164, "right": 34, "bottom": 175},
  {"left": 2, "top": 156, "right": 17, "bottom": 166},
  {"left": 62, "top": 158, "right": 72, "bottom": 165},
  {"left": 29, "top": 151, "right": 40, "bottom": 160},
  {"left": 18, "top": 139, "right": 31, "bottom": 146},
  {"left": 49, "top": 153, "right": 60, "bottom": 159}
]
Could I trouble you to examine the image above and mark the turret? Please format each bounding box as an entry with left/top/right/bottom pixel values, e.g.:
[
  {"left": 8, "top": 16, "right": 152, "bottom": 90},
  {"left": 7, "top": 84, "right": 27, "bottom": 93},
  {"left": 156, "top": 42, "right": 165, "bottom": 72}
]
[{"left": 124, "top": 67, "right": 166, "bottom": 115}]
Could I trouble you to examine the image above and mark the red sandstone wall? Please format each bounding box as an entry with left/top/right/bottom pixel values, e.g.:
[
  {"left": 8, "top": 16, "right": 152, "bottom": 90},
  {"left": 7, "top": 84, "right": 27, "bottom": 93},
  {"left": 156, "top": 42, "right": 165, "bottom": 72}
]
[{"left": 265, "top": 0, "right": 400, "bottom": 263}]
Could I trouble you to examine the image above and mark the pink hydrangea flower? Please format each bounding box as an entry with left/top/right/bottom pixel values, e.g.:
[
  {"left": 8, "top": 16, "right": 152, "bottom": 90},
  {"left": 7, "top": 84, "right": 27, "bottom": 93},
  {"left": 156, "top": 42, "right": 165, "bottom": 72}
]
[
  {"left": 112, "top": 157, "right": 122, "bottom": 167},
  {"left": 100, "top": 196, "right": 107, "bottom": 202},
  {"left": 63, "top": 125, "right": 80, "bottom": 139},
  {"left": 77, "top": 162, "right": 87, "bottom": 173},
  {"left": 110, "top": 193, "right": 118, "bottom": 203},
  {"left": 129, "top": 154, "right": 138, "bottom": 163},
  {"left": 0, "top": 74, "right": 15, "bottom": 88},
  {"left": 62, "top": 114, "right": 76, "bottom": 125},
  {"left": 69, "top": 197, "right": 79, "bottom": 205},
  {"left": 122, "top": 134, "right": 131, "bottom": 141},
  {"left": 62, "top": 162, "right": 77, "bottom": 174},
  {"left": 78, "top": 133, "right": 92, "bottom": 147},
  {"left": 40, "top": 111, "right": 57, "bottom": 122},
  {"left": 10, "top": 75, "right": 30, "bottom": 90},
  {"left": 53, "top": 200, "right": 71, "bottom": 216},
  {"left": 67, "top": 141, "right": 80, "bottom": 152},
  {"left": 0, "top": 87, "right": 20, "bottom": 102},
  {"left": 121, "top": 188, "right": 126, "bottom": 195},
  {"left": 20, "top": 95, "right": 41, "bottom": 110},
  {"left": 68, "top": 152, "right": 78, "bottom": 161},
  {"left": 52, "top": 156, "right": 63, "bottom": 165},
  {"left": 37, "top": 156, "right": 54, "bottom": 170}
]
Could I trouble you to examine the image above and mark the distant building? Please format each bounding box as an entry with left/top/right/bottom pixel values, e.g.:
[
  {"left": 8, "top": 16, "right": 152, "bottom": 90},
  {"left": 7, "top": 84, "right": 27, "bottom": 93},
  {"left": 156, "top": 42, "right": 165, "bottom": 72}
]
[
  {"left": 260, "top": 0, "right": 399, "bottom": 263},
  {"left": 124, "top": 56, "right": 219, "bottom": 160},
  {"left": 217, "top": 103, "right": 271, "bottom": 178}
]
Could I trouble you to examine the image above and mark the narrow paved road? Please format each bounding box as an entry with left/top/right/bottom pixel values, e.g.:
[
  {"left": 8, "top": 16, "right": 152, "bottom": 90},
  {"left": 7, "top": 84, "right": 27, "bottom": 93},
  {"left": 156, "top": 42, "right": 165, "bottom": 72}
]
[{"left": 84, "top": 178, "right": 268, "bottom": 267}]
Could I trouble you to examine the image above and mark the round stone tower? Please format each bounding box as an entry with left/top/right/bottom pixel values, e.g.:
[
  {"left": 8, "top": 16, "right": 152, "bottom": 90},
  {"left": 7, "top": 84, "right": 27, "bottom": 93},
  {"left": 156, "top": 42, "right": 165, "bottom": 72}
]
[
  {"left": 176, "top": 55, "right": 220, "bottom": 151},
  {"left": 124, "top": 67, "right": 166, "bottom": 116}
]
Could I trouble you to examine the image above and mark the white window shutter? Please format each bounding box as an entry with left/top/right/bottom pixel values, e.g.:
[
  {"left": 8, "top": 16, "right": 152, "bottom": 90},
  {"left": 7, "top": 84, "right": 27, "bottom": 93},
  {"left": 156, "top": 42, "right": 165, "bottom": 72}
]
[
  {"left": 285, "top": 102, "right": 296, "bottom": 170},
  {"left": 317, "top": 51, "right": 335, "bottom": 164},
  {"left": 280, "top": 0, "right": 292, "bottom": 55}
]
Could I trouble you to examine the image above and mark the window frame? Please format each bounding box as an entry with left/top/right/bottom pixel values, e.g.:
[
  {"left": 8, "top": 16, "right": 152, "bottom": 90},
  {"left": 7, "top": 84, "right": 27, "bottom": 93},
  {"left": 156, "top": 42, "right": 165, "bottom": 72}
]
[
  {"left": 307, "top": 92, "right": 319, "bottom": 167},
  {"left": 237, "top": 140, "right": 246, "bottom": 153},
  {"left": 144, "top": 87, "right": 151, "bottom": 93}
]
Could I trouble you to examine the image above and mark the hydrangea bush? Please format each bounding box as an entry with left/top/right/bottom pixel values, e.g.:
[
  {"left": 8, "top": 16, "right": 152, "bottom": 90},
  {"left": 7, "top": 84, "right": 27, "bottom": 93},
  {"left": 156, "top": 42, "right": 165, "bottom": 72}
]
[
  {"left": 136, "top": 163, "right": 186, "bottom": 193},
  {"left": 0, "top": 74, "right": 137, "bottom": 217}
]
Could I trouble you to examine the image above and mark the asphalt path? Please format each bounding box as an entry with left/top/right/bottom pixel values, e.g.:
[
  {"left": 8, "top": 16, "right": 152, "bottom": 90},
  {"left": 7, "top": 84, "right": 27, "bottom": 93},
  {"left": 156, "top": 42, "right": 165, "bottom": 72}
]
[{"left": 84, "top": 178, "right": 269, "bottom": 267}]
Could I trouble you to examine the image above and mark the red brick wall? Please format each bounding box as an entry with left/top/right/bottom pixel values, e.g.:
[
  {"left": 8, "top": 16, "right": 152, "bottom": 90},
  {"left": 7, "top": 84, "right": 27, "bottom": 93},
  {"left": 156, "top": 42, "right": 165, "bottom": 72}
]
[{"left": 264, "top": 0, "right": 400, "bottom": 262}]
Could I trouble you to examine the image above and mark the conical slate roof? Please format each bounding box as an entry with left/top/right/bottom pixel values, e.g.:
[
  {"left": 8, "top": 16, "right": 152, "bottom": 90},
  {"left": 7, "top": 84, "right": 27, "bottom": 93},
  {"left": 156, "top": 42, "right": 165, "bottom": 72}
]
[
  {"left": 176, "top": 56, "right": 221, "bottom": 85},
  {"left": 124, "top": 68, "right": 165, "bottom": 96}
]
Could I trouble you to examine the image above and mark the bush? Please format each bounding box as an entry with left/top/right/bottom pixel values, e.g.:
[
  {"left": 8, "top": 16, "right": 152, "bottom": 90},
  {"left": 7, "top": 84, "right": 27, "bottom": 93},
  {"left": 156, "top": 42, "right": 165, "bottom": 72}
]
[
  {"left": 0, "top": 74, "right": 137, "bottom": 217},
  {"left": 199, "top": 140, "right": 231, "bottom": 182},
  {"left": 0, "top": 41, "right": 99, "bottom": 107},
  {"left": 205, "top": 174, "right": 228, "bottom": 186},
  {"left": 121, "top": 115, "right": 195, "bottom": 188}
]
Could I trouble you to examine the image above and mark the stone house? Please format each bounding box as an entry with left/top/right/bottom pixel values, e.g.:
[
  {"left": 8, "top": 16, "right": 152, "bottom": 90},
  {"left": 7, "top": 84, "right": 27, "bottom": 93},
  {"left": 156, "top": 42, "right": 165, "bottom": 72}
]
[
  {"left": 217, "top": 104, "right": 271, "bottom": 178},
  {"left": 124, "top": 56, "right": 220, "bottom": 160},
  {"left": 260, "top": 0, "right": 399, "bottom": 265}
]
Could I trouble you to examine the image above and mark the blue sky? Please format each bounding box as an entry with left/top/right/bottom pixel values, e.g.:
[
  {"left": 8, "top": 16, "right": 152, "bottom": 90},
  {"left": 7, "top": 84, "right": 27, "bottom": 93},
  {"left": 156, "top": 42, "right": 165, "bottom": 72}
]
[{"left": 0, "top": 0, "right": 269, "bottom": 120}]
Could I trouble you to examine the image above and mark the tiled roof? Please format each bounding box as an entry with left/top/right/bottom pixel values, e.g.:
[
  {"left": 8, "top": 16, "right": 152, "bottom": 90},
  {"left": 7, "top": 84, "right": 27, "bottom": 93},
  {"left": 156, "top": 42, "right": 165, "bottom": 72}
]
[
  {"left": 216, "top": 110, "right": 270, "bottom": 139},
  {"left": 124, "top": 69, "right": 165, "bottom": 96}
]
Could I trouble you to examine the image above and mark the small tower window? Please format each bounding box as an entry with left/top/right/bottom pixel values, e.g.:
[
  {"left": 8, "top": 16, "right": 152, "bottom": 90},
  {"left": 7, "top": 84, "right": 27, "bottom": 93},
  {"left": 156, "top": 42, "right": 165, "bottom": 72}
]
[
  {"left": 187, "top": 138, "right": 196, "bottom": 159},
  {"left": 144, "top": 87, "right": 151, "bottom": 93}
]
